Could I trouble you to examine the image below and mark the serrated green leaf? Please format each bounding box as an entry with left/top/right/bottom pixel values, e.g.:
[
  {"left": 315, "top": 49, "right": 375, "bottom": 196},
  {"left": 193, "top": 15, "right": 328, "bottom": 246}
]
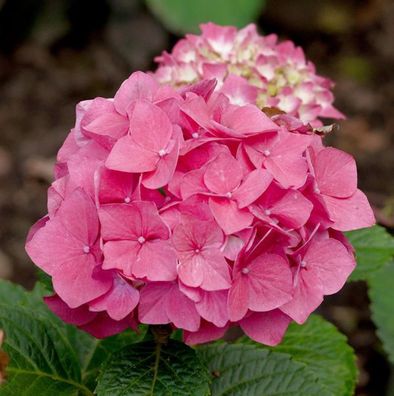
[
  {"left": 81, "top": 327, "right": 147, "bottom": 390},
  {"left": 199, "top": 343, "right": 321, "bottom": 395},
  {"left": 0, "top": 280, "right": 146, "bottom": 395},
  {"left": 346, "top": 225, "right": 394, "bottom": 281},
  {"left": 145, "top": 0, "right": 265, "bottom": 35},
  {"left": 244, "top": 315, "right": 356, "bottom": 396},
  {"left": 0, "top": 281, "right": 91, "bottom": 396},
  {"left": 96, "top": 340, "right": 211, "bottom": 396},
  {"left": 368, "top": 261, "right": 394, "bottom": 364},
  {"left": 200, "top": 315, "right": 357, "bottom": 396}
]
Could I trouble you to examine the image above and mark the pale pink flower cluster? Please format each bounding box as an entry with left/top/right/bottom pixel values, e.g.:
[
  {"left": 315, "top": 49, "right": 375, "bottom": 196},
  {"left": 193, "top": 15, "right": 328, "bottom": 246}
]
[
  {"left": 155, "top": 23, "right": 344, "bottom": 126},
  {"left": 26, "top": 72, "right": 374, "bottom": 346}
]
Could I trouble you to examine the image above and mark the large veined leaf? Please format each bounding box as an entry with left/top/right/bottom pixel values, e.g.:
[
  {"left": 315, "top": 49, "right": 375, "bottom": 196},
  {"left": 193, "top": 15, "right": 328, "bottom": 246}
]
[
  {"left": 346, "top": 225, "right": 394, "bottom": 281},
  {"left": 96, "top": 339, "right": 211, "bottom": 396},
  {"left": 200, "top": 315, "right": 357, "bottom": 396},
  {"left": 368, "top": 261, "right": 394, "bottom": 364},
  {"left": 34, "top": 274, "right": 147, "bottom": 385},
  {"left": 0, "top": 281, "right": 89, "bottom": 396},
  {"left": 145, "top": 0, "right": 265, "bottom": 35},
  {"left": 199, "top": 343, "right": 322, "bottom": 395},
  {"left": 259, "top": 315, "right": 356, "bottom": 396},
  {"left": 0, "top": 280, "right": 145, "bottom": 395},
  {"left": 80, "top": 328, "right": 147, "bottom": 390}
]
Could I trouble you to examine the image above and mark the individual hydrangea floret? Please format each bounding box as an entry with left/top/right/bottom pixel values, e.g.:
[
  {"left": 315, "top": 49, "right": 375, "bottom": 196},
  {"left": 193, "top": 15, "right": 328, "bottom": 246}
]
[
  {"left": 26, "top": 71, "right": 374, "bottom": 346},
  {"left": 154, "top": 23, "right": 344, "bottom": 126}
]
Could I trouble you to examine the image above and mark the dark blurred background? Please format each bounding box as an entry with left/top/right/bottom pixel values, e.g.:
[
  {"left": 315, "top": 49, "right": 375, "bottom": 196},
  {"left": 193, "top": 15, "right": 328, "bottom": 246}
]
[{"left": 0, "top": 0, "right": 393, "bottom": 394}]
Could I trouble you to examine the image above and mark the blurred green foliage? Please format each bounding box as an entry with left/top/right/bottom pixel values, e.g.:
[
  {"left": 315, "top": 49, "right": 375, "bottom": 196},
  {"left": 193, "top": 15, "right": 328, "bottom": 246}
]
[{"left": 145, "top": 0, "right": 265, "bottom": 34}]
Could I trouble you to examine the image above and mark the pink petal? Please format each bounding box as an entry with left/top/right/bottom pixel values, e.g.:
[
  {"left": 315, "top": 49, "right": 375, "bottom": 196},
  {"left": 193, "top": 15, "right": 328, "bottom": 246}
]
[
  {"left": 322, "top": 189, "right": 375, "bottom": 231},
  {"left": 67, "top": 154, "right": 103, "bottom": 199},
  {"left": 166, "top": 285, "right": 201, "bottom": 331},
  {"left": 89, "top": 276, "right": 139, "bottom": 320},
  {"left": 45, "top": 295, "right": 97, "bottom": 326},
  {"left": 180, "top": 78, "right": 217, "bottom": 100},
  {"left": 221, "top": 104, "right": 278, "bottom": 134},
  {"left": 209, "top": 197, "right": 254, "bottom": 234},
  {"left": 243, "top": 132, "right": 278, "bottom": 168},
  {"left": 200, "top": 22, "right": 237, "bottom": 57},
  {"left": 106, "top": 135, "right": 158, "bottom": 173},
  {"left": 220, "top": 74, "right": 257, "bottom": 106},
  {"left": 134, "top": 240, "right": 177, "bottom": 281},
  {"left": 319, "top": 104, "right": 345, "bottom": 119},
  {"left": 280, "top": 268, "right": 323, "bottom": 324},
  {"left": 80, "top": 98, "right": 114, "bottom": 137},
  {"left": 177, "top": 254, "right": 204, "bottom": 288},
  {"left": 172, "top": 219, "right": 224, "bottom": 252},
  {"left": 99, "top": 204, "right": 142, "bottom": 240},
  {"left": 57, "top": 130, "right": 79, "bottom": 163},
  {"left": 184, "top": 321, "right": 229, "bottom": 345},
  {"left": 138, "top": 282, "right": 172, "bottom": 324},
  {"left": 246, "top": 253, "right": 293, "bottom": 313},
  {"left": 98, "top": 168, "right": 138, "bottom": 204},
  {"left": 268, "top": 133, "right": 311, "bottom": 184},
  {"left": 180, "top": 95, "right": 212, "bottom": 131},
  {"left": 83, "top": 112, "right": 129, "bottom": 140},
  {"left": 202, "top": 63, "right": 228, "bottom": 80},
  {"left": 139, "top": 282, "right": 200, "bottom": 331},
  {"left": 233, "top": 169, "right": 273, "bottom": 208},
  {"left": 204, "top": 152, "right": 244, "bottom": 195},
  {"left": 199, "top": 251, "right": 232, "bottom": 290},
  {"left": 178, "top": 251, "right": 231, "bottom": 291},
  {"left": 47, "top": 177, "right": 70, "bottom": 218},
  {"left": 228, "top": 275, "right": 249, "bottom": 321},
  {"left": 114, "top": 71, "right": 159, "bottom": 115},
  {"left": 180, "top": 168, "right": 208, "bottom": 200},
  {"left": 26, "top": 218, "right": 84, "bottom": 276},
  {"left": 102, "top": 240, "right": 140, "bottom": 276},
  {"left": 303, "top": 238, "right": 356, "bottom": 295},
  {"left": 270, "top": 190, "right": 313, "bottom": 229},
  {"left": 279, "top": 93, "right": 302, "bottom": 114},
  {"left": 240, "top": 310, "right": 292, "bottom": 346},
  {"left": 222, "top": 235, "right": 244, "bottom": 261},
  {"left": 142, "top": 136, "right": 179, "bottom": 189},
  {"left": 195, "top": 290, "right": 229, "bottom": 327},
  {"left": 99, "top": 202, "right": 169, "bottom": 241},
  {"left": 80, "top": 312, "right": 134, "bottom": 338},
  {"left": 315, "top": 147, "right": 357, "bottom": 198},
  {"left": 265, "top": 154, "right": 308, "bottom": 189},
  {"left": 56, "top": 188, "right": 99, "bottom": 245},
  {"left": 52, "top": 254, "right": 112, "bottom": 308},
  {"left": 130, "top": 100, "right": 173, "bottom": 152}
]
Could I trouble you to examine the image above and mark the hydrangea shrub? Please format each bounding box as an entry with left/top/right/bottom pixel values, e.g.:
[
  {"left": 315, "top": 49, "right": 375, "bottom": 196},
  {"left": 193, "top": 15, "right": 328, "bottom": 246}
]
[
  {"left": 25, "top": 69, "right": 374, "bottom": 346},
  {"left": 1, "top": 22, "right": 391, "bottom": 396}
]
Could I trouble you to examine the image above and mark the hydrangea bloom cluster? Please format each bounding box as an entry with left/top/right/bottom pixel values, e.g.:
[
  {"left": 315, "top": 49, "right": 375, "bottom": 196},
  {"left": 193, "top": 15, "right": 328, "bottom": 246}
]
[
  {"left": 26, "top": 71, "right": 374, "bottom": 346},
  {"left": 154, "top": 23, "right": 344, "bottom": 126}
]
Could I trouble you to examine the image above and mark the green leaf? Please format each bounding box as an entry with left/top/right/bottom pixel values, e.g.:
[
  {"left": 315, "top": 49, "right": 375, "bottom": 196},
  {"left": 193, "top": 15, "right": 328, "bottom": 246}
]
[
  {"left": 145, "top": 0, "right": 265, "bottom": 35},
  {"left": 96, "top": 340, "right": 211, "bottom": 396},
  {"left": 368, "top": 261, "right": 394, "bottom": 364},
  {"left": 261, "top": 315, "right": 356, "bottom": 396},
  {"left": 0, "top": 280, "right": 146, "bottom": 395},
  {"left": 199, "top": 343, "right": 321, "bottom": 395},
  {"left": 346, "top": 225, "right": 394, "bottom": 281},
  {"left": 81, "top": 327, "right": 147, "bottom": 390},
  {"left": 36, "top": 268, "right": 54, "bottom": 293},
  {"left": 200, "top": 315, "right": 357, "bottom": 396},
  {"left": 0, "top": 281, "right": 91, "bottom": 396}
]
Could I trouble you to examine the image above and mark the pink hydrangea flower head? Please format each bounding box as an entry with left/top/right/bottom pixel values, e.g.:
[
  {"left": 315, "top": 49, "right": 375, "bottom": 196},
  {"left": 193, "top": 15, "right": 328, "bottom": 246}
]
[
  {"left": 26, "top": 71, "right": 374, "bottom": 346},
  {"left": 154, "top": 23, "right": 344, "bottom": 126}
]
